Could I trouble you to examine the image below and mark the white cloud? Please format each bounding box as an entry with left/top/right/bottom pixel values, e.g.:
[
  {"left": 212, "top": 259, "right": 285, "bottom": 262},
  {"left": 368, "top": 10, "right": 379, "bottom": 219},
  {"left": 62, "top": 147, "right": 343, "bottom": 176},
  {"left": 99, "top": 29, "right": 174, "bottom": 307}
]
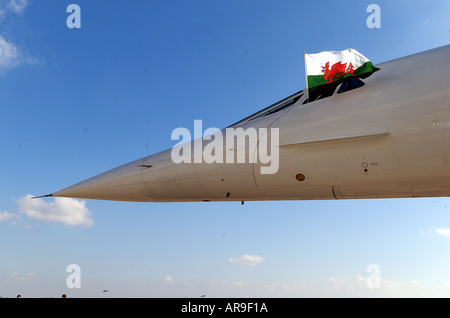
[
  {"left": 0, "top": 35, "right": 21, "bottom": 68},
  {"left": 325, "top": 275, "right": 425, "bottom": 297},
  {"left": 0, "top": 210, "right": 17, "bottom": 222},
  {"left": 0, "top": 0, "right": 28, "bottom": 19},
  {"left": 435, "top": 227, "right": 450, "bottom": 237},
  {"left": 228, "top": 254, "right": 265, "bottom": 267},
  {"left": 7, "top": 0, "right": 28, "bottom": 14},
  {"left": 16, "top": 194, "right": 94, "bottom": 227},
  {"left": 163, "top": 275, "right": 174, "bottom": 284},
  {"left": 8, "top": 271, "right": 38, "bottom": 282},
  {"left": 0, "top": 0, "right": 35, "bottom": 69}
]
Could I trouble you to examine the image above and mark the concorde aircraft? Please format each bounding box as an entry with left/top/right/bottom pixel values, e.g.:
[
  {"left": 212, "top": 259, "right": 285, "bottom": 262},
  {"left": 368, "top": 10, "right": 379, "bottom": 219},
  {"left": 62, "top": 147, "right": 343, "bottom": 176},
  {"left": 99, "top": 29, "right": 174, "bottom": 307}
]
[{"left": 35, "top": 44, "right": 450, "bottom": 202}]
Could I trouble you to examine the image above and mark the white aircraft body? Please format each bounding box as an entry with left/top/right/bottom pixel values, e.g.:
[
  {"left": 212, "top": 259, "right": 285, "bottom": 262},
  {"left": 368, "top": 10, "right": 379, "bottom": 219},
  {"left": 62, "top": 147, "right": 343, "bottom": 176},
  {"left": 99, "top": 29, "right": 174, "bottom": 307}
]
[{"left": 36, "top": 45, "right": 450, "bottom": 202}]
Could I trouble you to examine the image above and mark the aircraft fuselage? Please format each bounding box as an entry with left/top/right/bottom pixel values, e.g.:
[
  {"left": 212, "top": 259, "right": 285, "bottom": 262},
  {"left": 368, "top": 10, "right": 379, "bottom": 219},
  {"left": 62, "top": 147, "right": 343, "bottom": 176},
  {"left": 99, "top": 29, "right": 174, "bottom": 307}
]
[{"left": 46, "top": 45, "right": 450, "bottom": 202}]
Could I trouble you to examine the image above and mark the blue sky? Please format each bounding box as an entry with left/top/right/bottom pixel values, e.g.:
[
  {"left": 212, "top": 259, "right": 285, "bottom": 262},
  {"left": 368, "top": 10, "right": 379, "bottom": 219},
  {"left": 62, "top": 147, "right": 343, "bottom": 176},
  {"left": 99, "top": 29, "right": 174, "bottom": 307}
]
[{"left": 1, "top": 0, "right": 450, "bottom": 298}]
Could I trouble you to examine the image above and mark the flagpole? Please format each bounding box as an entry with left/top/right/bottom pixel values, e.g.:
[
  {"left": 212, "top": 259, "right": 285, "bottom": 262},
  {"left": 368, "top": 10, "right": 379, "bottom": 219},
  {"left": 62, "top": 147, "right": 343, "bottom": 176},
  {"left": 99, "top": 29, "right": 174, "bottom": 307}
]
[{"left": 304, "top": 51, "right": 309, "bottom": 102}]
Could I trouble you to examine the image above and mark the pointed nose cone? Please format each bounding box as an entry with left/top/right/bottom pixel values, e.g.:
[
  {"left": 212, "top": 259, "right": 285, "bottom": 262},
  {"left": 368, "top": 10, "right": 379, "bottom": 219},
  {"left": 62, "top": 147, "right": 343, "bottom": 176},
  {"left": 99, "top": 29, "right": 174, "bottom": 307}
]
[{"left": 52, "top": 158, "right": 151, "bottom": 202}]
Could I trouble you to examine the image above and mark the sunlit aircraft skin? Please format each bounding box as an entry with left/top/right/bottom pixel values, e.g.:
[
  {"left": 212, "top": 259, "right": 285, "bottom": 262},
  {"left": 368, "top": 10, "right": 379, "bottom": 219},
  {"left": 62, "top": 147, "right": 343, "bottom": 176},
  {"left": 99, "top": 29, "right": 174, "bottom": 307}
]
[{"left": 38, "top": 44, "right": 450, "bottom": 202}]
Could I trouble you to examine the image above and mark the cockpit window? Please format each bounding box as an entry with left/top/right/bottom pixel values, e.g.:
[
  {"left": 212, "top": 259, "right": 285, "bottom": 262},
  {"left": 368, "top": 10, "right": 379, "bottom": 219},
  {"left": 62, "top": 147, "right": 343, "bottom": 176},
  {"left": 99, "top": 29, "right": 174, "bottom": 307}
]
[
  {"left": 228, "top": 75, "right": 366, "bottom": 127},
  {"left": 251, "top": 94, "right": 302, "bottom": 120},
  {"left": 228, "top": 91, "right": 304, "bottom": 127},
  {"left": 303, "top": 76, "right": 366, "bottom": 104},
  {"left": 337, "top": 77, "right": 365, "bottom": 94}
]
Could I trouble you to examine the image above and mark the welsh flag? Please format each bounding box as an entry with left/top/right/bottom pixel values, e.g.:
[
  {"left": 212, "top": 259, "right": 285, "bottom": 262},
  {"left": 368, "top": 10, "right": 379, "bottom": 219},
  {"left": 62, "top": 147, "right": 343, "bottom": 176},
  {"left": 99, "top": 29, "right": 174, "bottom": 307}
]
[{"left": 304, "top": 48, "right": 379, "bottom": 100}]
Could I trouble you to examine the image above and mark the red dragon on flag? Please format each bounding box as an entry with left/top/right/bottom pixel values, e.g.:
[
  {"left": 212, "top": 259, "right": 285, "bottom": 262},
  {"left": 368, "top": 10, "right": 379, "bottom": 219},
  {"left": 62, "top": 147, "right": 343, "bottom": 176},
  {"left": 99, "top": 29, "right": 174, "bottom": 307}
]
[{"left": 321, "top": 61, "right": 355, "bottom": 84}]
